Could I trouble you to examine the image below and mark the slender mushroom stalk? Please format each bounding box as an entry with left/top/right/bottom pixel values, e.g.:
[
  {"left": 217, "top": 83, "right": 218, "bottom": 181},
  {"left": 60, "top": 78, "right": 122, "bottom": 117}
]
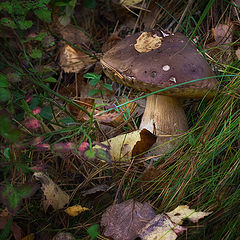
[
  {"left": 101, "top": 31, "right": 218, "bottom": 153},
  {"left": 139, "top": 95, "right": 188, "bottom": 135}
]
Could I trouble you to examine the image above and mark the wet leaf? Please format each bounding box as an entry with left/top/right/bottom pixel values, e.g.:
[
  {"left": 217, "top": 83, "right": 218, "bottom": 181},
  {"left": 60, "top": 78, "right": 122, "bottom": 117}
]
[
  {"left": 101, "top": 199, "right": 156, "bottom": 240},
  {"left": 64, "top": 205, "right": 89, "bottom": 216},
  {"left": 33, "top": 172, "right": 70, "bottom": 211},
  {"left": 134, "top": 32, "right": 162, "bottom": 53}
]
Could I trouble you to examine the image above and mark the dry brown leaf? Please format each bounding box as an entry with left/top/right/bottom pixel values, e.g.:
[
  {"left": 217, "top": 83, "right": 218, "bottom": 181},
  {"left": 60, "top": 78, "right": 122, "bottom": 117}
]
[
  {"left": 94, "top": 129, "right": 156, "bottom": 161},
  {"left": 212, "top": 23, "right": 233, "bottom": 47},
  {"left": 68, "top": 98, "right": 95, "bottom": 121},
  {"left": 59, "top": 45, "right": 96, "bottom": 73},
  {"left": 94, "top": 99, "right": 137, "bottom": 127},
  {"left": 101, "top": 199, "right": 156, "bottom": 240},
  {"left": 166, "top": 205, "right": 212, "bottom": 224},
  {"left": 134, "top": 32, "right": 162, "bottom": 53},
  {"left": 59, "top": 25, "right": 90, "bottom": 46},
  {"left": 33, "top": 172, "right": 70, "bottom": 211},
  {"left": 64, "top": 205, "right": 89, "bottom": 217}
]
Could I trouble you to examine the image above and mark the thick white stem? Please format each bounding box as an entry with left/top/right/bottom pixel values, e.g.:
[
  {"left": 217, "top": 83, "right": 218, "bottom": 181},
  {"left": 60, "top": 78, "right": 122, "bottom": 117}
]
[{"left": 139, "top": 95, "right": 188, "bottom": 136}]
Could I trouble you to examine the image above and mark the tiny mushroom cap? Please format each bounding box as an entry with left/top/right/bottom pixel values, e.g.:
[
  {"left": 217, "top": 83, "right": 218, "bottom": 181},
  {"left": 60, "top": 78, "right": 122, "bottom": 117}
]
[{"left": 100, "top": 32, "right": 218, "bottom": 145}]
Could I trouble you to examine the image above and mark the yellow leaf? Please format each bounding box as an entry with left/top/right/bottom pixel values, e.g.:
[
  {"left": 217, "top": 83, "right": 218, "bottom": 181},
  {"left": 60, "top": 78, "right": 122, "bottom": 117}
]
[
  {"left": 65, "top": 205, "right": 89, "bottom": 217},
  {"left": 21, "top": 233, "right": 34, "bottom": 240}
]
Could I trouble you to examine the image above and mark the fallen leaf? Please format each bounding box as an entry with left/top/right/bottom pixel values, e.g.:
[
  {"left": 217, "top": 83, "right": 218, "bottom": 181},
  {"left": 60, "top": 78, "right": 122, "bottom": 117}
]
[
  {"left": 0, "top": 216, "right": 22, "bottom": 240},
  {"left": 236, "top": 48, "right": 240, "bottom": 60},
  {"left": 21, "top": 233, "right": 34, "bottom": 240},
  {"left": 94, "top": 129, "right": 156, "bottom": 161},
  {"left": 64, "top": 205, "right": 89, "bottom": 217},
  {"left": 82, "top": 184, "right": 109, "bottom": 197},
  {"left": 212, "top": 23, "right": 233, "bottom": 47},
  {"left": 68, "top": 97, "right": 95, "bottom": 121},
  {"left": 134, "top": 32, "right": 162, "bottom": 53},
  {"left": 120, "top": 0, "right": 142, "bottom": 7},
  {"left": 0, "top": 183, "right": 39, "bottom": 215},
  {"left": 59, "top": 45, "right": 96, "bottom": 73},
  {"left": 166, "top": 205, "right": 212, "bottom": 224},
  {"left": 101, "top": 199, "right": 156, "bottom": 240},
  {"left": 52, "top": 232, "right": 75, "bottom": 240},
  {"left": 138, "top": 214, "right": 180, "bottom": 240},
  {"left": 33, "top": 172, "right": 70, "bottom": 211}
]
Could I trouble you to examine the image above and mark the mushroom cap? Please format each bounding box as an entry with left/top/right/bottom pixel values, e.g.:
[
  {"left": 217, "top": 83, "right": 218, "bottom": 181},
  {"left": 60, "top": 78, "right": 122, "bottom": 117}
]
[{"left": 101, "top": 32, "right": 218, "bottom": 98}]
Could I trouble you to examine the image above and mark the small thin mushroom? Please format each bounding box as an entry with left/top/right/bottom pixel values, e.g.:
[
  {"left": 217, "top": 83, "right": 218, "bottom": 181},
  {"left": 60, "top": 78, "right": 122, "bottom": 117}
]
[{"left": 101, "top": 31, "right": 218, "bottom": 153}]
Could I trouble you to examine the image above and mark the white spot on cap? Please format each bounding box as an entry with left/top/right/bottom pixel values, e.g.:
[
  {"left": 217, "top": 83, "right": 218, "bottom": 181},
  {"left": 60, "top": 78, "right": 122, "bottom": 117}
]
[
  {"left": 163, "top": 65, "right": 170, "bottom": 71},
  {"left": 169, "top": 77, "right": 177, "bottom": 83}
]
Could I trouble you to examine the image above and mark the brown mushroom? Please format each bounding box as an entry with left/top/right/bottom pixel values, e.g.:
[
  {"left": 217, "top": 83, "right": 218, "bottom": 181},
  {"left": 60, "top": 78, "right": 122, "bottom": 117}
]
[{"left": 100, "top": 32, "right": 218, "bottom": 152}]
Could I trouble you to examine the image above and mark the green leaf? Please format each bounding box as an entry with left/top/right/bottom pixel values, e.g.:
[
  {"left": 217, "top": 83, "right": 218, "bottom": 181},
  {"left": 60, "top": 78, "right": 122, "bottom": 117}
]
[
  {"left": 18, "top": 20, "right": 33, "bottom": 30},
  {"left": 84, "top": 73, "right": 101, "bottom": 81},
  {"left": 69, "top": 0, "right": 77, "bottom": 7},
  {"left": 0, "top": 88, "right": 11, "bottom": 102},
  {"left": 25, "top": 32, "right": 47, "bottom": 42},
  {"left": 54, "top": 2, "right": 68, "bottom": 7},
  {"left": 43, "top": 77, "right": 57, "bottom": 83},
  {"left": 88, "top": 89, "right": 100, "bottom": 96},
  {"left": 30, "top": 49, "right": 42, "bottom": 59},
  {"left": 89, "top": 78, "right": 100, "bottom": 86},
  {"left": 34, "top": 8, "right": 51, "bottom": 23},
  {"left": 87, "top": 224, "right": 99, "bottom": 240},
  {"left": 84, "top": 0, "right": 96, "bottom": 9},
  {"left": 3, "top": 148, "right": 11, "bottom": 160},
  {"left": 0, "top": 2, "right": 13, "bottom": 14},
  {"left": 0, "top": 17, "right": 16, "bottom": 28},
  {"left": 85, "top": 149, "right": 95, "bottom": 159},
  {"left": 0, "top": 73, "right": 10, "bottom": 88},
  {"left": 0, "top": 183, "right": 39, "bottom": 215},
  {"left": 39, "top": 105, "right": 53, "bottom": 120},
  {"left": 60, "top": 117, "right": 75, "bottom": 124},
  {"left": 58, "top": 15, "right": 71, "bottom": 26},
  {"left": 103, "top": 83, "right": 113, "bottom": 91},
  {"left": 0, "top": 113, "right": 19, "bottom": 143}
]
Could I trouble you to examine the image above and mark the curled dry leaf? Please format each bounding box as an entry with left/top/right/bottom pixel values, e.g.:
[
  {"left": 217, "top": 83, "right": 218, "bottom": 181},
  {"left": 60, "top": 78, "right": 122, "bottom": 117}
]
[
  {"left": 94, "top": 129, "right": 156, "bottom": 161},
  {"left": 64, "top": 205, "right": 89, "bottom": 217},
  {"left": 101, "top": 199, "right": 156, "bottom": 240},
  {"left": 134, "top": 32, "right": 162, "bottom": 53},
  {"left": 166, "top": 205, "right": 212, "bottom": 224},
  {"left": 33, "top": 172, "right": 70, "bottom": 211},
  {"left": 59, "top": 45, "right": 96, "bottom": 73}
]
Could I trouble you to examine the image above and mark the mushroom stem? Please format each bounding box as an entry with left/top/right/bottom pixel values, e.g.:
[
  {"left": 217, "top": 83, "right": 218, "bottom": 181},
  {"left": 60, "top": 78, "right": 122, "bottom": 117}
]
[{"left": 139, "top": 95, "right": 188, "bottom": 136}]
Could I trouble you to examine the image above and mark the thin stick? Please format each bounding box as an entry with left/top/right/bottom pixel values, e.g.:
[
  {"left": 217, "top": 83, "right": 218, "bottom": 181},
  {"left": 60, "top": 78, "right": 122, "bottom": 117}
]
[{"left": 173, "top": 0, "right": 194, "bottom": 33}]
